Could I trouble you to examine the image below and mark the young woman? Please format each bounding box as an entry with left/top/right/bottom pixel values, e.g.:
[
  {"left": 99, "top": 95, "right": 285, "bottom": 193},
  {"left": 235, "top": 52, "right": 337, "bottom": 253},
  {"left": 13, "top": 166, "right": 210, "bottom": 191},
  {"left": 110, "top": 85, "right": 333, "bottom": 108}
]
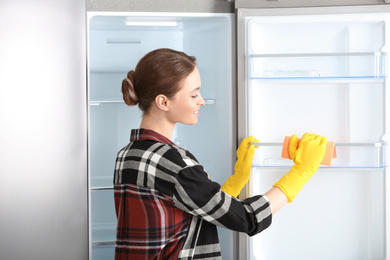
[{"left": 114, "top": 48, "right": 327, "bottom": 259}]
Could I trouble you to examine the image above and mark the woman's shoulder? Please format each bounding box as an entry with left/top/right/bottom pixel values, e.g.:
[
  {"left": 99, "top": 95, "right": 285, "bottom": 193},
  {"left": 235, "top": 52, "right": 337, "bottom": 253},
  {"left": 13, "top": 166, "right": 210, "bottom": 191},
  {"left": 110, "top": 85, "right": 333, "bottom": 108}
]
[
  {"left": 145, "top": 141, "right": 200, "bottom": 170},
  {"left": 120, "top": 139, "right": 199, "bottom": 170},
  {"left": 168, "top": 143, "right": 200, "bottom": 167}
]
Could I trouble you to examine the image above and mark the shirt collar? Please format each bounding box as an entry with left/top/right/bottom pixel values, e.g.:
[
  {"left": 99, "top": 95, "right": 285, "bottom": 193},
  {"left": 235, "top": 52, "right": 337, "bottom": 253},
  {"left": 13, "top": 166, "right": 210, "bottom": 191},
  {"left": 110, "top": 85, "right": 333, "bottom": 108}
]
[{"left": 130, "top": 128, "right": 174, "bottom": 145}]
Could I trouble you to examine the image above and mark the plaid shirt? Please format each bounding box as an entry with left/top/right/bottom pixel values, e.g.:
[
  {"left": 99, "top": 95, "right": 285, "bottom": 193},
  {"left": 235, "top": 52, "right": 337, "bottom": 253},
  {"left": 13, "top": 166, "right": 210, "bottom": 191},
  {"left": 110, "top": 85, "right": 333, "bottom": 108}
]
[{"left": 114, "top": 129, "right": 272, "bottom": 259}]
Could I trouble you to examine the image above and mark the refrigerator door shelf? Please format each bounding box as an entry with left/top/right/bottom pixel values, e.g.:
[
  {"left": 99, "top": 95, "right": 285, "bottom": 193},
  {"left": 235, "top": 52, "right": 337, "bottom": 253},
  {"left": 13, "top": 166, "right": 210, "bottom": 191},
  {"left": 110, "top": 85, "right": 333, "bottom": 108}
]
[
  {"left": 249, "top": 52, "right": 386, "bottom": 79},
  {"left": 250, "top": 142, "right": 387, "bottom": 169}
]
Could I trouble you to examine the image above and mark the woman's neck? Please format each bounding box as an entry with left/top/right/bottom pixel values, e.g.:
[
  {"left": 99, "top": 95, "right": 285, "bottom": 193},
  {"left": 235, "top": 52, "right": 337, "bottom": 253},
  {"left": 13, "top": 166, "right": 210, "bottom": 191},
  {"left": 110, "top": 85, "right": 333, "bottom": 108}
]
[{"left": 139, "top": 112, "right": 175, "bottom": 140}]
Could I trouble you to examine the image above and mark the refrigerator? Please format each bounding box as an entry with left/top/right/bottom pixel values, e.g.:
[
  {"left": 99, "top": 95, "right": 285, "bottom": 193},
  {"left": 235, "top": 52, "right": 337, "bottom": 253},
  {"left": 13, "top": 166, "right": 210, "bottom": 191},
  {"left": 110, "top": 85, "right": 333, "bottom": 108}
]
[
  {"left": 236, "top": 3, "right": 390, "bottom": 260},
  {"left": 5, "top": 1, "right": 390, "bottom": 260},
  {"left": 87, "top": 12, "right": 236, "bottom": 259},
  {"left": 88, "top": 2, "right": 390, "bottom": 260}
]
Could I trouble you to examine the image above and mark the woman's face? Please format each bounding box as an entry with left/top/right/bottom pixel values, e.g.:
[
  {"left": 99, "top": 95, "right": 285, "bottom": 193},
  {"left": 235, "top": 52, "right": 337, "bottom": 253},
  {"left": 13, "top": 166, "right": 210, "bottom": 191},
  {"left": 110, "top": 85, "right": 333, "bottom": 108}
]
[{"left": 167, "top": 66, "right": 205, "bottom": 125}]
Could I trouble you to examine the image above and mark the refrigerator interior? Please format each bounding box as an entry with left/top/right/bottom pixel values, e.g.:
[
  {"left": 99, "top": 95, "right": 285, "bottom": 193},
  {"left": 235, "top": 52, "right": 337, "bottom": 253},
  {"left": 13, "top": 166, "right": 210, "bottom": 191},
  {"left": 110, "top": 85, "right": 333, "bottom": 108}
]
[
  {"left": 245, "top": 12, "right": 389, "bottom": 260},
  {"left": 87, "top": 12, "right": 235, "bottom": 259}
]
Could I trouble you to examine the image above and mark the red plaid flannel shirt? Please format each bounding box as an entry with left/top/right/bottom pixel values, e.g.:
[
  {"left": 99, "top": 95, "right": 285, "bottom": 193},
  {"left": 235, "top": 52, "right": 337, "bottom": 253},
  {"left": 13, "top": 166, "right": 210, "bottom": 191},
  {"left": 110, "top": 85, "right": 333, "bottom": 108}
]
[{"left": 114, "top": 129, "right": 272, "bottom": 259}]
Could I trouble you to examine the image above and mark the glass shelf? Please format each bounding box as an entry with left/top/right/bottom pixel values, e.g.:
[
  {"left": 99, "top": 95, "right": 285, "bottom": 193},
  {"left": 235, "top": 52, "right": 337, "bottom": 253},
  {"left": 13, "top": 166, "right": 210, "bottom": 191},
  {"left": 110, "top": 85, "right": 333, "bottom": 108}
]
[
  {"left": 89, "top": 99, "right": 124, "bottom": 106},
  {"left": 250, "top": 142, "right": 387, "bottom": 169},
  {"left": 92, "top": 186, "right": 113, "bottom": 190},
  {"left": 249, "top": 52, "right": 387, "bottom": 79},
  {"left": 93, "top": 241, "right": 115, "bottom": 246},
  {"left": 89, "top": 98, "right": 216, "bottom": 105}
]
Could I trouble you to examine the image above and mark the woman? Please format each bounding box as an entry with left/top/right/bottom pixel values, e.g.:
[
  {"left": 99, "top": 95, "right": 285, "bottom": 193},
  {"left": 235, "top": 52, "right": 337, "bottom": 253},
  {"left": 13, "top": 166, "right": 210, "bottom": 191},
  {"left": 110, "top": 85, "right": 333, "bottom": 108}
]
[{"left": 114, "top": 48, "right": 327, "bottom": 259}]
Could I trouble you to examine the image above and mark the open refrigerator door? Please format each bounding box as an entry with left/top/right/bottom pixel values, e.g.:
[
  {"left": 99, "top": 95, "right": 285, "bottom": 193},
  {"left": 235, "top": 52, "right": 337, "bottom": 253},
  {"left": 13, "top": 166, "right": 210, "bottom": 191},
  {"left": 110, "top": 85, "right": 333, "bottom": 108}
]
[{"left": 237, "top": 6, "right": 390, "bottom": 260}]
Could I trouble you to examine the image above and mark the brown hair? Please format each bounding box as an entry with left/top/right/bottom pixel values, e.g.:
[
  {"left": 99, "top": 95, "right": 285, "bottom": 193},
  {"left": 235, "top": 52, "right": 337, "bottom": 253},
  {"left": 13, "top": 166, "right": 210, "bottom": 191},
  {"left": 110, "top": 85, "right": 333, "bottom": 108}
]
[{"left": 121, "top": 48, "right": 197, "bottom": 113}]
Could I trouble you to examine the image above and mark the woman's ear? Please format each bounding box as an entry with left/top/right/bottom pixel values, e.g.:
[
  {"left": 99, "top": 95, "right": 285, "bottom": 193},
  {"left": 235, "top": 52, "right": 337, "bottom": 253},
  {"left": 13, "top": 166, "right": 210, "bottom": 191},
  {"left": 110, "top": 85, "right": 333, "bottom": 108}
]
[{"left": 155, "top": 94, "right": 169, "bottom": 111}]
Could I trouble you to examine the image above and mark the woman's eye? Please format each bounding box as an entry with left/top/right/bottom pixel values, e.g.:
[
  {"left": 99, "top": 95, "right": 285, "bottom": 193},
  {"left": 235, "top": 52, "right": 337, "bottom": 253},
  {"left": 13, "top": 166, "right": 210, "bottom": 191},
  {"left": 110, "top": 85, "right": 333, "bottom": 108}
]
[{"left": 192, "top": 94, "right": 198, "bottom": 98}]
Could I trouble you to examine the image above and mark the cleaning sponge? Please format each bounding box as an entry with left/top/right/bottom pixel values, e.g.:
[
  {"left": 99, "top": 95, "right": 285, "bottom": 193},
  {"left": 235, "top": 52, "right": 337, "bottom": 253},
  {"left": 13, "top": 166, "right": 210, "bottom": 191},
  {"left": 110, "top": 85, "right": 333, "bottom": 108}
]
[{"left": 281, "top": 136, "right": 336, "bottom": 166}]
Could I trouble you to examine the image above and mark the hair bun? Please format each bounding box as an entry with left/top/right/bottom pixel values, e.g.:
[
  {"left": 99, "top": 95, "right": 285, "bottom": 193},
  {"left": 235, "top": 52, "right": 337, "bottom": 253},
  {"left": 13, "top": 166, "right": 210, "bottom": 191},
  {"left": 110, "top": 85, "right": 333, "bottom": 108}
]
[{"left": 121, "top": 70, "right": 139, "bottom": 106}]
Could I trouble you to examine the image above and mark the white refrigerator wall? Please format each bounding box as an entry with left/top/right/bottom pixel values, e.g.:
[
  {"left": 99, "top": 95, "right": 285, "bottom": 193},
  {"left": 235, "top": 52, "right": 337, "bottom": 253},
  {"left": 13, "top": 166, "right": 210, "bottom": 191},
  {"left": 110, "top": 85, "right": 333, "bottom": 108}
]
[
  {"left": 237, "top": 6, "right": 390, "bottom": 260},
  {"left": 0, "top": 1, "right": 88, "bottom": 259},
  {"left": 88, "top": 13, "right": 236, "bottom": 259}
]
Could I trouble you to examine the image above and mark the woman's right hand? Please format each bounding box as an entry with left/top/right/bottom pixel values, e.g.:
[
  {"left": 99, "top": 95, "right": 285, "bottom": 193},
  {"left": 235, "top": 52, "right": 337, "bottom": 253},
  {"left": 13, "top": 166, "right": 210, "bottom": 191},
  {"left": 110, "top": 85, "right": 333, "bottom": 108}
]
[{"left": 221, "top": 136, "right": 259, "bottom": 197}]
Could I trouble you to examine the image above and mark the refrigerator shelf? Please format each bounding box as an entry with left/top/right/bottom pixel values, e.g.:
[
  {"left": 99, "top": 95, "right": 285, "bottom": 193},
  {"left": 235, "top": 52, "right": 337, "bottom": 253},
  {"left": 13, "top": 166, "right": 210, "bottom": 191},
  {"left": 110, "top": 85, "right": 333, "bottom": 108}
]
[
  {"left": 250, "top": 76, "right": 386, "bottom": 81},
  {"left": 249, "top": 52, "right": 386, "bottom": 58},
  {"left": 89, "top": 100, "right": 123, "bottom": 106},
  {"left": 249, "top": 52, "right": 386, "bottom": 79},
  {"left": 89, "top": 99, "right": 216, "bottom": 105},
  {"left": 250, "top": 142, "right": 387, "bottom": 169},
  {"left": 93, "top": 241, "right": 115, "bottom": 246},
  {"left": 91, "top": 186, "right": 113, "bottom": 190}
]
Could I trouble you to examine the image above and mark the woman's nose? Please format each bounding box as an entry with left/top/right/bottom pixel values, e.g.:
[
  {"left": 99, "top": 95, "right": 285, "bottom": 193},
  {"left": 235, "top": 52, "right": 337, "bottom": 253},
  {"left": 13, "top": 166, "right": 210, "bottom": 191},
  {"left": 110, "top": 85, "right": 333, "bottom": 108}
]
[{"left": 198, "top": 94, "right": 205, "bottom": 106}]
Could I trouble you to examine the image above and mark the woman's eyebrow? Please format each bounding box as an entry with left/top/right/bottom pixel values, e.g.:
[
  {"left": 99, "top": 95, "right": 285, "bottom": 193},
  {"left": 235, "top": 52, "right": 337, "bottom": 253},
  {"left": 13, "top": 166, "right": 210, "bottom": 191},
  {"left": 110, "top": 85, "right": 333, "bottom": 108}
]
[{"left": 191, "top": 86, "right": 201, "bottom": 92}]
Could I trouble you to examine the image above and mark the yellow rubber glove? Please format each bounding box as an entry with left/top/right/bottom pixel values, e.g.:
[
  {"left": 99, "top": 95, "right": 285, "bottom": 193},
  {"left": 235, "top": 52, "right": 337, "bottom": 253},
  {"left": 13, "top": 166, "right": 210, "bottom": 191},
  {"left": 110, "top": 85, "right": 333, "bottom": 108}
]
[
  {"left": 221, "top": 136, "right": 259, "bottom": 197},
  {"left": 274, "top": 133, "right": 327, "bottom": 202}
]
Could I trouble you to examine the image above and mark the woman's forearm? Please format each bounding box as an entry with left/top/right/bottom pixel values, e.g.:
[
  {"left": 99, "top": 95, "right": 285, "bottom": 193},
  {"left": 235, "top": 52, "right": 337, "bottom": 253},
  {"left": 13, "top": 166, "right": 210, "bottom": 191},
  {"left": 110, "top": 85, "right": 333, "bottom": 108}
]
[{"left": 265, "top": 187, "right": 288, "bottom": 215}]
